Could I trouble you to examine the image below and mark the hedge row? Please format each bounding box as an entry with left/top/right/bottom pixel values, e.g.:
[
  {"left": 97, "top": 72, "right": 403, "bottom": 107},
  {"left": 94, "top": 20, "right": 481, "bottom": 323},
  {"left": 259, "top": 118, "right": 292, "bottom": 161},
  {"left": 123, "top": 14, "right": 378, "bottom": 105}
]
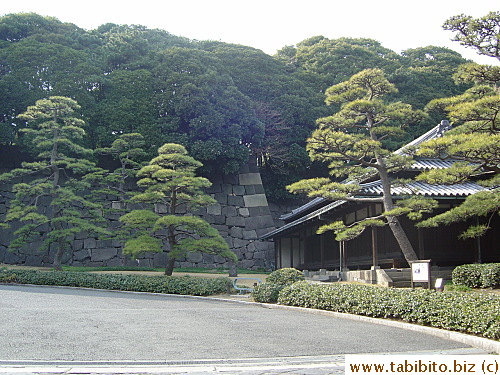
[
  {"left": 252, "top": 268, "right": 304, "bottom": 303},
  {"left": 276, "top": 281, "right": 500, "bottom": 340},
  {"left": 0, "top": 269, "right": 229, "bottom": 296},
  {"left": 452, "top": 263, "right": 500, "bottom": 289}
]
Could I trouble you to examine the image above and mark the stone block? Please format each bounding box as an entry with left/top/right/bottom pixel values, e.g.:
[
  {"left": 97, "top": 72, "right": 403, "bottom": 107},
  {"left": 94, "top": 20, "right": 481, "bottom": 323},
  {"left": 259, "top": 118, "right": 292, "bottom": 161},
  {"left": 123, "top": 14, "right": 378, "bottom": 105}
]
[
  {"left": 105, "top": 257, "right": 123, "bottom": 267},
  {"left": 214, "top": 255, "right": 227, "bottom": 264},
  {"left": 72, "top": 240, "right": 84, "bottom": 251},
  {"left": 206, "top": 184, "right": 222, "bottom": 194},
  {"left": 24, "top": 255, "right": 43, "bottom": 267},
  {"left": 233, "top": 185, "right": 245, "bottom": 196},
  {"left": 226, "top": 216, "right": 245, "bottom": 227},
  {"left": 244, "top": 215, "right": 274, "bottom": 230},
  {"left": 96, "top": 239, "right": 113, "bottom": 248},
  {"left": 222, "top": 184, "right": 233, "bottom": 195},
  {"left": 207, "top": 203, "right": 222, "bottom": 215},
  {"left": 83, "top": 238, "right": 97, "bottom": 249},
  {"left": 214, "top": 193, "right": 228, "bottom": 204},
  {"left": 153, "top": 252, "right": 167, "bottom": 268},
  {"left": 74, "top": 249, "right": 91, "bottom": 261},
  {"left": 245, "top": 185, "right": 256, "bottom": 195},
  {"left": 243, "top": 194, "right": 268, "bottom": 208},
  {"left": 254, "top": 240, "right": 274, "bottom": 251},
  {"left": 154, "top": 203, "right": 168, "bottom": 214},
  {"left": 202, "top": 215, "right": 215, "bottom": 224},
  {"left": 254, "top": 185, "right": 265, "bottom": 194},
  {"left": 233, "top": 238, "right": 249, "bottom": 249},
  {"left": 186, "top": 252, "right": 203, "bottom": 263},
  {"left": 240, "top": 259, "right": 255, "bottom": 269},
  {"left": 253, "top": 251, "right": 266, "bottom": 259},
  {"left": 256, "top": 227, "right": 275, "bottom": 237},
  {"left": 229, "top": 226, "right": 243, "bottom": 238},
  {"left": 91, "top": 248, "right": 118, "bottom": 262},
  {"left": 203, "top": 253, "right": 214, "bottom": 264},
  {"left": 213, "top": 215, "right": 226, "bottom": 225},
  {"left": 242, "top": 230, "right": 258, "bottom": 240},
  {"left": 248, "top": 206, "right": 270, "bottom": 216},
  {"left": 239, "top": 173, "right": 262, "bottom": 186},
  {"left": 222, "top": 206, "right": 237, "bottom": 217},
  {"left": 227, "top": 195, "right": 244, "bottom": 207},
  {"left": 239, "top": 208, "right": 250, "bottom": 217}
]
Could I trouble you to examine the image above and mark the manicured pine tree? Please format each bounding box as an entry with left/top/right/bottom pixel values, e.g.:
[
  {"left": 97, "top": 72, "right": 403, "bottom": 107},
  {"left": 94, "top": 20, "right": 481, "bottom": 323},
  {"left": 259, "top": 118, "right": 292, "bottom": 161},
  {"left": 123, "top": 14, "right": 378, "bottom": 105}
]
[
  {"left": 287, "top": 69, "right": 432, "bottom": 265},
  {"left": 415, "top": 11, "right": 500, "bottom": 238},
  {"left": 0, "top": 96, "right": 109, "bottom": 270},
  {"left": 119, "top": 143, "right": 236, "bottom": 275}
]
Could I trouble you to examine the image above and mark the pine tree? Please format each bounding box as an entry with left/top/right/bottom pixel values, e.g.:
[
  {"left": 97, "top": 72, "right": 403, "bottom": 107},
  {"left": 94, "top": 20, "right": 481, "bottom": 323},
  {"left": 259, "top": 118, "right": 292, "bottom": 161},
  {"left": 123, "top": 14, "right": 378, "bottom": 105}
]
[
  {"left": 119, "top": 143, "right": 236, "bottom": 275},
  {"left": 416, "top": 11, "right": 500, "bottom": 238},
  {"left": 0, "top": 96, "right": 109, "bottom": 269},
  {"left": 287, "top": 69, "right": 431, "bottom": 264}
]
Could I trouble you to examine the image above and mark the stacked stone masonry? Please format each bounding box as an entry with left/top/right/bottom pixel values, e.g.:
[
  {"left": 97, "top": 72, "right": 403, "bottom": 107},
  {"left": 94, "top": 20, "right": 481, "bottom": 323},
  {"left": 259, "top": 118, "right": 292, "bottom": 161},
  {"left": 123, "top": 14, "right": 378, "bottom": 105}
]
[{"left": 0, "top": 161, "right": 282, "bottom": 271}]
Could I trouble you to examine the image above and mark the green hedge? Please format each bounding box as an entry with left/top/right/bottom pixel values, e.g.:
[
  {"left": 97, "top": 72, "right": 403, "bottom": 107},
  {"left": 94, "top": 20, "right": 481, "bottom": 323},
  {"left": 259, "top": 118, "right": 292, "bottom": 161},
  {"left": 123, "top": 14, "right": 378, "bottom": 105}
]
[
  {"left": 277, "top": 281, "right": 500, "bottom": 340},
  {"left": 0, "top": 269, "right": 229, "bottom": 296},
  {"left": 452, "top": 263, "right": 500, "bottom": 289},
  {"left": 252, "top": 268, "right": 304, "bottom": 303}
]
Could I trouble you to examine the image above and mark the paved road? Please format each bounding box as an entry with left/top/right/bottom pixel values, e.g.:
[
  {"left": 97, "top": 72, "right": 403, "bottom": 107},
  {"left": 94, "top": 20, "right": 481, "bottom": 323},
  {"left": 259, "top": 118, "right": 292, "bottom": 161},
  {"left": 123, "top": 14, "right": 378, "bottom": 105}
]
[{"left": 0, "top": 284, "right": 481, "bottom": 374}]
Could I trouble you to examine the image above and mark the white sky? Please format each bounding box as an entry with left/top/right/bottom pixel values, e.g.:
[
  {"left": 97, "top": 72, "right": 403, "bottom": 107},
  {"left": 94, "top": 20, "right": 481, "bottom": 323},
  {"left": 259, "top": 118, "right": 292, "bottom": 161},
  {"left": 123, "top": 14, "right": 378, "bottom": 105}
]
[{"left": 2, "top": 0, "right": 499, "bottom": 65}]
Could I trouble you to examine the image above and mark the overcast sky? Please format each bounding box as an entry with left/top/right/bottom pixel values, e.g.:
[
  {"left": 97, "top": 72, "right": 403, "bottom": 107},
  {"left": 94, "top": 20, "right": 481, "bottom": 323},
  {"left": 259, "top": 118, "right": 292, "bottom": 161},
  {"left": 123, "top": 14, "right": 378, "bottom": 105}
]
[{"left": 2, "top": 0, "right": 499, "bottom": 64}]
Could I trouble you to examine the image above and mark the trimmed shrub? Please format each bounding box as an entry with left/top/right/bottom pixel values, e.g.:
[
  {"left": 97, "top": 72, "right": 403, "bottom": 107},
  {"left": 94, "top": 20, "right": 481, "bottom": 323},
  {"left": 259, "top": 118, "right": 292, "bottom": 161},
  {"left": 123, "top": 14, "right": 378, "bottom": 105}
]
[
  {"left": 277, "top": 281, "right": 500, "bottom": 340},
  {"left": 452, "top": 263, "right": 500, "bottom": 289},
  {"left": 0, "top": 269, "right": 229, "bottom": 296},
  {"left": 252, "top": 268, "right": 304, "bottom": 303},
  {"left": 252, "top": 283, "right": 283, "bottom": 303},
  {"left": 266, "top": 268, "right": 305, "bottom": 286}
]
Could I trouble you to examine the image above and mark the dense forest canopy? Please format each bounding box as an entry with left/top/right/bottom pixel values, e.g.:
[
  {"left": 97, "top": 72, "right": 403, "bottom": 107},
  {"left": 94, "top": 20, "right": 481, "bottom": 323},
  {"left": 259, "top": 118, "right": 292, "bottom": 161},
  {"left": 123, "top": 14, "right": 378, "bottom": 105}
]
[{"left": 0, "top": 12, "right": 473, "bottom": 199}]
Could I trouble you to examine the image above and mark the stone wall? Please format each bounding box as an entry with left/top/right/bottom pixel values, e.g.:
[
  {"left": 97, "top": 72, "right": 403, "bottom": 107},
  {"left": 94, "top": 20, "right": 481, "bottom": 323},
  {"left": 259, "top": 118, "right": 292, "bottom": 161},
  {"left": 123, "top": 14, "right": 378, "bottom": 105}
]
[{"left": 0, "top": 160, "right": 280, "bottom": 271}]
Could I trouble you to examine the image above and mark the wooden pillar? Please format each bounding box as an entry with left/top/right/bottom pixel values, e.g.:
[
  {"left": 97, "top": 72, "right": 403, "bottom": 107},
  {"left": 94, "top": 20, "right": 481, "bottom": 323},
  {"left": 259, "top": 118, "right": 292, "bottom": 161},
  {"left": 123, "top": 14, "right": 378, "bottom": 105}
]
[
  {"left": 371, "top": 227, "right": 378, "bottom": 268},
  {"left": 277, "top": 239, "right": 282, "bottom": 269},
  {"left": 417, "top": 228, "right": 425, "bottom": 259},
  {"left": 320, "top": 234, "right": 325, "bottom": 269},
  {"left": 370, "top": 205, "right": 378, "bottom": 268}
]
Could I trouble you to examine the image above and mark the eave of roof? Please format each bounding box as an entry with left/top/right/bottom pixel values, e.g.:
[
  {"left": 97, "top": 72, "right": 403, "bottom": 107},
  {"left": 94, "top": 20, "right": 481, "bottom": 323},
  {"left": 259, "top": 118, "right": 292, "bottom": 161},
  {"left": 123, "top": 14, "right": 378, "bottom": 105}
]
[
  {"left": 359, "top": 180, "right": 486, "bottom": 197},
  {"left": 280, "top": 122, "right": 452, "bottom": 222},
  {"left": 261, "top": 180, "right": 486, "bottom": 240}
]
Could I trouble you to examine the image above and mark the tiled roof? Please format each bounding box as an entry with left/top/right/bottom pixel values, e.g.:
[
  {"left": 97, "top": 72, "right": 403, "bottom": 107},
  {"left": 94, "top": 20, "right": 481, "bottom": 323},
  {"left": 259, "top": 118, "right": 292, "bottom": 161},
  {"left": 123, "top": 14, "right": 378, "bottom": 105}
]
[
  {"left": 410, "top": 159, "right": 456, "bottom": 170},
  {"left": 263, "top": 121, "right": 488, "bottom": 239},
  {"left": 280, "top": 122, "right": 452, "bottom": 222},
  {"left": 359, "top": 180, "right": 486, "bottom": 197}
]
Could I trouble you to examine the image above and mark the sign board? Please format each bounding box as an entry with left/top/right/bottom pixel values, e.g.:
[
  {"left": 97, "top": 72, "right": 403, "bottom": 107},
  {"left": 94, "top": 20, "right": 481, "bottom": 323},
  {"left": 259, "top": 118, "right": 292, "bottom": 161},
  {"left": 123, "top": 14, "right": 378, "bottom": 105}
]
[{"left": 410, "top": 260, "right": 431, "bottom": 289}]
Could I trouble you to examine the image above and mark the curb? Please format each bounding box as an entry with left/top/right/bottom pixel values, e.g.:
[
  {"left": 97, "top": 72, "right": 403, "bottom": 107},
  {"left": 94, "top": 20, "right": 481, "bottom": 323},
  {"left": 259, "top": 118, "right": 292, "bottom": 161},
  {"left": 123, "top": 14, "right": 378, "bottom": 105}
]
[{"left": 2, "top": 283, "right": 499, "bottom": 354}]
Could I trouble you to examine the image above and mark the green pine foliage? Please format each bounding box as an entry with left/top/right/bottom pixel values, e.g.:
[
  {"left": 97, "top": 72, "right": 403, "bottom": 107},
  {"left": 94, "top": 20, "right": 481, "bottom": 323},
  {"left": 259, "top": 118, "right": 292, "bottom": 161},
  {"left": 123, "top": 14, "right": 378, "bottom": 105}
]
[
  {"left": 119, "top": 143, "right": 236, "bottom": 275},
  {"left": 0, "top": 97, "right": 109, "bottom": 269},
  {"left": 416, "top": 12, "right": 500, "bottom": 238},
  {"left": 287, "top": 69, "right": 429, "bottom": 263}
]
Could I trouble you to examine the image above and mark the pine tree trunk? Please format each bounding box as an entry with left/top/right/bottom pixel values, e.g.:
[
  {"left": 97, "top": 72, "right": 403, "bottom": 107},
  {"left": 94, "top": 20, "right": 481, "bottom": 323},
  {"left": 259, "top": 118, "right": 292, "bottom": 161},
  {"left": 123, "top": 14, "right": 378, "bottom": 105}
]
[
  {"left": 165, "top": 255, "right": 176, "bottom": 276},
  {"left": 53, "top": 240, "right": 65, "bottom": 271},
  {"left": 377, "top": 159, "right": 419, "bottom": 264}
]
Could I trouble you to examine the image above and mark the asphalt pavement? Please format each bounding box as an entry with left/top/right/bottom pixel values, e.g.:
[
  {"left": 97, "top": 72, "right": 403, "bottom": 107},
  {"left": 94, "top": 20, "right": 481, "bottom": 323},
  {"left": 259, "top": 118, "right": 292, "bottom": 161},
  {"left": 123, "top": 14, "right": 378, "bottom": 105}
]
[{"left": 0, "top": 284, "right": 490, "bottom": 374}]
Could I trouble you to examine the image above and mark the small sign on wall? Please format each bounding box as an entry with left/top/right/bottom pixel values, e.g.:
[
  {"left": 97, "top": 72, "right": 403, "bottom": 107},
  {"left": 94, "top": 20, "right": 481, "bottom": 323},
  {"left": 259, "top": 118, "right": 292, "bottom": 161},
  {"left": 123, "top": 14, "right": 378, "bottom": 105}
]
[{"left": 410, "top": 260, "right": 431, "bottom": 289}]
